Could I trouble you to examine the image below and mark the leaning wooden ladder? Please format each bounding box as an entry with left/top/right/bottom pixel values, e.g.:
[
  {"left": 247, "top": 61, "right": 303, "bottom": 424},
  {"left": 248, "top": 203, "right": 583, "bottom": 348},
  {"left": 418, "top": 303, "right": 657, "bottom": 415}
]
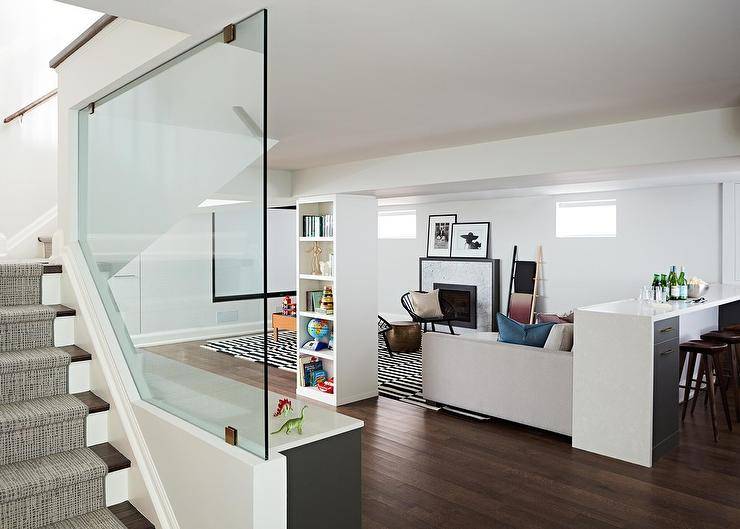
[{"left": 506, "top": 245, "right": 542, "bottom": 324}]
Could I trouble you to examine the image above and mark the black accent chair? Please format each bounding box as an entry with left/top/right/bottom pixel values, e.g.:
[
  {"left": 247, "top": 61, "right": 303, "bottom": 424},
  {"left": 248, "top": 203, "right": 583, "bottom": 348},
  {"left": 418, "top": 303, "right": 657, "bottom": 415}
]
[
  {"left": 401, "top": 291, "right": 456, "bottom": 335},
  {"left": 378, "top": 315, "right": 394, "bottom": 357}
]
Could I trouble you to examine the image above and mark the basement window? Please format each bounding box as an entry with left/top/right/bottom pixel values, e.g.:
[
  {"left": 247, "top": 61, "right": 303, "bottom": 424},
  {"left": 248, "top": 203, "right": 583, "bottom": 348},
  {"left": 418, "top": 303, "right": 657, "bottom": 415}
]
[
  {"left": 556, "top": 199, "right": 616, "bottom": 238},
  {"left": 378, "top": 210, "right": 416, "bottom": 239}
]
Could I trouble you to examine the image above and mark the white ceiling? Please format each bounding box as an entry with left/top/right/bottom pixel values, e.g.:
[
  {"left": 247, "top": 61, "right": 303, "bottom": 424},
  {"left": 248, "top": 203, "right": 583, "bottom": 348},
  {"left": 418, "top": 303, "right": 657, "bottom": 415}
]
[{"left": 58, "top": 0, "right": 740, "bottom": 170}]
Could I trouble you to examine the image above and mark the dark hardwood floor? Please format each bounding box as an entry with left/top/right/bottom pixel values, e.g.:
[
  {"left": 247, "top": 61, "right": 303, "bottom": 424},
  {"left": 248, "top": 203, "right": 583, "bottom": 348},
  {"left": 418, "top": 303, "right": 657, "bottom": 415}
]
[{"left": 148, "top": 339, "right": 740, "bottom": 529}]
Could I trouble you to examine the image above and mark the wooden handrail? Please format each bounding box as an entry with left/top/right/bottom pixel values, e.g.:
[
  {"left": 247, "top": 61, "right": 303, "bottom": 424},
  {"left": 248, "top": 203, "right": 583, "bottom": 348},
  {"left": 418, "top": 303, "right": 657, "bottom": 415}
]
[
  {"left": 3, "top": 89, "right": 58, "bottom": 124},
  {"left": 49, "top": 14, "right": 117, "bottom": 69}
]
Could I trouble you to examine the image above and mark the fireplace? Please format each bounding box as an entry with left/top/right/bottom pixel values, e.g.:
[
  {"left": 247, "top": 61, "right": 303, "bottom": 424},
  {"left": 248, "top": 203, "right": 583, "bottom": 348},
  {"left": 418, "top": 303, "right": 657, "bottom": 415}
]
[{"left": 434, "top": 283, "right": 477, "bottom": 329}]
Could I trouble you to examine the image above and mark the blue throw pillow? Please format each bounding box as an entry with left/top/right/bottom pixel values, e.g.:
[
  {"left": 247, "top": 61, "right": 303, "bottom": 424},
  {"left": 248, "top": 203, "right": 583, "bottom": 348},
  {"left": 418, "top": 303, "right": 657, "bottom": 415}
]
[{"left": 496, "top": 313, "right": 554, "bottom": 348}]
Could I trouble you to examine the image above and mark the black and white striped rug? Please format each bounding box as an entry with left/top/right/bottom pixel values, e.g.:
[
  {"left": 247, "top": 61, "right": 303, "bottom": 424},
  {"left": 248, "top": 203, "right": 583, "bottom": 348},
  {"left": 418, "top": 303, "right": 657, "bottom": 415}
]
[{"left": 202, "top": 331, "right": 488, "bottom": 420}]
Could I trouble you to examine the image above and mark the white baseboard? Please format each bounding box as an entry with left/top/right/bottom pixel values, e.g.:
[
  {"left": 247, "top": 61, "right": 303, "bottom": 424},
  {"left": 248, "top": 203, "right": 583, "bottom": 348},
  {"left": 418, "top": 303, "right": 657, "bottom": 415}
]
[
  {"left": 337, "top": 389, "right": 379, "bottom": 406},
  {"left": 132, "top": 321, "right": 263, "bottom": 347}
]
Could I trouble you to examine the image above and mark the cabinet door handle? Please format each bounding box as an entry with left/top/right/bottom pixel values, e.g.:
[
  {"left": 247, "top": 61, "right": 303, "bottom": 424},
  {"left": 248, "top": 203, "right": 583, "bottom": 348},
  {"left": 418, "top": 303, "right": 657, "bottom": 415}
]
[
  {"left": 659, "top": 326, "right": 674, "bottom": 333},
  {"left": 660, "top": 349, "right": 674, "bottom": 356}
]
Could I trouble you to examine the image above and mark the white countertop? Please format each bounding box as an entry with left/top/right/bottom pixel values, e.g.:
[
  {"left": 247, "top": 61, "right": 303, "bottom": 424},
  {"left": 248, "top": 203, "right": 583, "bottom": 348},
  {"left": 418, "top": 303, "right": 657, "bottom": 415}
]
[
  {"left": 268, "top": 392, "right": 363, "bottom": 455},
  {"left": 577, "top": 283, "right": 740, "bottom": 321}
]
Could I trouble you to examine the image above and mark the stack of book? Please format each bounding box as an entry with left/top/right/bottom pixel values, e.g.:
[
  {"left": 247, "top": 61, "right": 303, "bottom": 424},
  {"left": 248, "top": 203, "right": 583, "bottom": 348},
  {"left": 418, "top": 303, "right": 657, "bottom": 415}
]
[
  {"left": 302, "top": 214, "right": 333, "bottom": 237},
  {"left": 298, "top": 356, "right": 327, "bottom": 387}
]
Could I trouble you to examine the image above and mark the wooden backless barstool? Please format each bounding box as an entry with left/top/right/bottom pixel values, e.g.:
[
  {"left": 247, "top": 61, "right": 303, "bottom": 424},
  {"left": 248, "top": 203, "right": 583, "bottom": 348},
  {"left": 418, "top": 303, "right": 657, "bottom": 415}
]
[
  {"left": 701, "top": 330, "right": 740, "bottom": 423},
  {"left": 680, "top": 340, "right": 733, "bottom": 441}
]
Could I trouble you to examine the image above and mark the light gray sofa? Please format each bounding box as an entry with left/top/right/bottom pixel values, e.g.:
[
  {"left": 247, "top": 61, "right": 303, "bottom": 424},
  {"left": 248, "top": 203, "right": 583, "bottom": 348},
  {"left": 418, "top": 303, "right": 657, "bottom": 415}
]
[{"left": 422, "top": 332, "right": 573, "bottom": 435}]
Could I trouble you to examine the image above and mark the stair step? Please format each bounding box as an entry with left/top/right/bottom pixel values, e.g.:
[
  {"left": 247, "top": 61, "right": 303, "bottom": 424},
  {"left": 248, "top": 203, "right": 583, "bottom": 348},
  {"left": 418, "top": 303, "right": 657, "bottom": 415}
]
[
  {"left": 0, "top": 448, "right": 106, "bottom": 502},
  {"left": 48, "top": 304, "right": 76, "bottom": 317},
  {"left": 42, "top": 264, "right": 61, "bottom": 274},
  {"left": 73, "top": 391, "right": 110, "bottom": 414},
  {"left": 0, "top": 304, "right": 56, "bottom": 324},
  {"left": 0, "top": 447, "right": 108, "bottom": 528},
  {"left": 39, "top": 507, "right": 128, "bottom": 529},
  {"left": 0, "top": 347, "right": 88, "bottom": 404},
  {"left": 109, "top": 501, "right": 155, "bottom": 529},
  {"left": 0, "top": 263, "right": 44, "bottom": 307},
  {"left": 0, "top": 394, "right": 88, "bottom": 465},
  {"left": 89, "top": 443, "right": 131, "bottom": 473},
  {"left": 60, "top": 345, "right": 92, "bottom": 363}
]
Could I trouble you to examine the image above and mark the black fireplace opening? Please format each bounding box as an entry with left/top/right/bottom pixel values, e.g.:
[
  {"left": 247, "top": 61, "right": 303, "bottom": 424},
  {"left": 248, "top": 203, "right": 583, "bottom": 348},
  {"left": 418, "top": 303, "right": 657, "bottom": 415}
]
[{"left": 434, "top": 283, "right": 477, "bottom": 329}]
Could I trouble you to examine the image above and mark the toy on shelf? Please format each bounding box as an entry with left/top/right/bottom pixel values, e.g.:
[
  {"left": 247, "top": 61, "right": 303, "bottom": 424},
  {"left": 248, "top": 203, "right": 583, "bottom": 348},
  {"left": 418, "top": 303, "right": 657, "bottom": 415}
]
[
  {"left": 271, "top": 405, "right": 307, "bottom": 435},
  {"left": 302, "top": 339, "right": 328, "bottom": 351},
  {"left": 281, "top": 295, "right": 296, "bottom": 316},
  {"left": 319, "top": 259, "right": 332, "bottom": 277},
  {"left": 319, "top": 286, "right": 334, "bottom": 315},
  {"left": 307, "top": 242, "right": 322, "bottom": 275},
  {"left": 273, "top": 398, "right": 293, "bottom": 417},
  {"left": 316, "top": 377, "right": 334, "bottom": 394},
  {"left": 307, "top": 318, "right": 331, "bottom": 341}
]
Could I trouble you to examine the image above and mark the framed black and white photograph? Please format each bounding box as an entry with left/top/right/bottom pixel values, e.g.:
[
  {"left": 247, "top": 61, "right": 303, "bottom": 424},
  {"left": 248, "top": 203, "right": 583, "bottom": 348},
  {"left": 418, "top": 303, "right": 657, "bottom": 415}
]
[
  {"left": 426, "top": 214, "right": 457, "bottom": 257},
  {"left": 451, "top": 222, "right": 490, "bottom": 259}
]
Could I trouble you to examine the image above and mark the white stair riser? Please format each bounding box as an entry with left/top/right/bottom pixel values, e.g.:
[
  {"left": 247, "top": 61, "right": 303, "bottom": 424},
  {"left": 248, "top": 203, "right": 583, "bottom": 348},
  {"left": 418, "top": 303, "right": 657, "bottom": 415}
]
[
  {"left": 69, "top": 361, "right": 90, "bottom": 393},
  {"left": 105, "top": 469, "right": 129, "bottom": 507},
  {"left": 86, "top": 411, "right": 108, "bottom": 446},
  {"left": 54, "top": 316, "right": 74, "bottom": 347},
  {"left": 41, "top": 274, "right": 61, "bottom": 305}
]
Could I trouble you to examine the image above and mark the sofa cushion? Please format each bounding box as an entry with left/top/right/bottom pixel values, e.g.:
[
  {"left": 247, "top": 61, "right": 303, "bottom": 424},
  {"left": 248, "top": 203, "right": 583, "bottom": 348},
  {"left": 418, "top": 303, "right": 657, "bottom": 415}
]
[
  {"left": 543, "top": 323, "right": 574, "bottom": 351},
  {"left": 496, "top": 313, "right": 554, "bottom": 348},
  {"left": 409, "top": 290, "right": 443, "bottom": 318}
]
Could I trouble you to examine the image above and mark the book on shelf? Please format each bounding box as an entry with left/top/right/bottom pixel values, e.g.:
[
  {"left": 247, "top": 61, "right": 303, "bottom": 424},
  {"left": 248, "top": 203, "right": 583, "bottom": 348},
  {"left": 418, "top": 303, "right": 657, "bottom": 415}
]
[
  {"left": 298, "top": 356, "right": 324, "bottom": 387},
  {"left": 310, "top": 369, "right": 328, "bottom": 386},
  {"left": 302, "top": 214, "right": 333, "bottom": 238},
  {"left": 305, "top": 290, "right": 323, "bottom": 311}
]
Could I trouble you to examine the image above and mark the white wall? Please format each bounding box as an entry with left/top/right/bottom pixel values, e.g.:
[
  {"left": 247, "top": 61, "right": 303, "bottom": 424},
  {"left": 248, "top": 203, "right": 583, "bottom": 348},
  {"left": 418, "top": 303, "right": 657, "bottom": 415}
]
[
  {"left": 379, "top": 184, "right": 722, "bottom": 318},
  {"left": 0, "top": 0, "right": 99, "bottom": 257}
]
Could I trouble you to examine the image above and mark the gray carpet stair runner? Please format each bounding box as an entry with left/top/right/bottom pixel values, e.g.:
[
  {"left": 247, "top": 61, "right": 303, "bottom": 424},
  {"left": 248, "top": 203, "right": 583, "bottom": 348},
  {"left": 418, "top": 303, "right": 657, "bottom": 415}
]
[{"left": 0, "top": 263, "right": 132, "bottom": 529}]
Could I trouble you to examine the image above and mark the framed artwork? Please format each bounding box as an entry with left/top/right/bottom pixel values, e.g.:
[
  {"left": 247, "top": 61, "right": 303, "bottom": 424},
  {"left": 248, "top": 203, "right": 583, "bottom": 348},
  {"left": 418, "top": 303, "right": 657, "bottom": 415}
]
[
  {"left": 451, "top": 222, "right": 490, "bottom": 259},
  {"left": 426, "top": 214, "right": 457, "bottom": 257}
]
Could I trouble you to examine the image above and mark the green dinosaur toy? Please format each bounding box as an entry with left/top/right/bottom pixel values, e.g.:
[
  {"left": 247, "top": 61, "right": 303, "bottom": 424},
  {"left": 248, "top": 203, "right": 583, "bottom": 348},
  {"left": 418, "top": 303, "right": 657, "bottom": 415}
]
[{"left": 271, "top": 405, "right": 307, "bottom": 435}]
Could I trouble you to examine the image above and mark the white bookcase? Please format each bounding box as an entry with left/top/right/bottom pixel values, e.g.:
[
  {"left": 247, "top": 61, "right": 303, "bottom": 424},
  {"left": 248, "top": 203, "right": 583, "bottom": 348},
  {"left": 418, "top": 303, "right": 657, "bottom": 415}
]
[{"left": 295, "top": 194, "right": 378, "bottom": 406}]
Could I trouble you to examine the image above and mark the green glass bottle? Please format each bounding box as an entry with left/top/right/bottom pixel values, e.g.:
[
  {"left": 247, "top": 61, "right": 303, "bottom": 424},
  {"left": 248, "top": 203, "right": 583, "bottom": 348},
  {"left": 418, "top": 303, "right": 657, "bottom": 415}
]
[
  {"left": 660, "top": 273, "right": 668, "bottom": 302},
  {"left": 669, "top": 266, "right": 679, "bottom": 300},
  {"left": 678, "top": 266, "right": 687, "bottom": 300}
]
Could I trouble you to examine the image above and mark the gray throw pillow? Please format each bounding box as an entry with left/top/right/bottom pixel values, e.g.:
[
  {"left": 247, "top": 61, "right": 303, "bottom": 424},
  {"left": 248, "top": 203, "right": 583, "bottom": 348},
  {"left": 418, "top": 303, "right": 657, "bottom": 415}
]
[
  {"left": 409, "top": 290, "right": 443, "bottom": 318},
  {"left": 543, "top": 323, "right": 574, "bottom": 351}
]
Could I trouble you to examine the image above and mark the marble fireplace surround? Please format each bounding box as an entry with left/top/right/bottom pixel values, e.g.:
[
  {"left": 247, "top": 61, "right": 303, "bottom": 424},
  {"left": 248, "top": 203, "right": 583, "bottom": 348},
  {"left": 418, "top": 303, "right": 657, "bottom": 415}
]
[{"left": 419, "top": 257, "right": 501, "bottom": 332}]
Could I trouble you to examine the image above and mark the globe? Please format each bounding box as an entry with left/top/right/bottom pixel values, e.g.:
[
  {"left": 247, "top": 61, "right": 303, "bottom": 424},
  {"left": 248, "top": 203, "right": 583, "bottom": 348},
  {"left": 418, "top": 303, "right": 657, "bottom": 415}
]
[{"left": 307, "top": 318, "right": 331, "bottom": 340}]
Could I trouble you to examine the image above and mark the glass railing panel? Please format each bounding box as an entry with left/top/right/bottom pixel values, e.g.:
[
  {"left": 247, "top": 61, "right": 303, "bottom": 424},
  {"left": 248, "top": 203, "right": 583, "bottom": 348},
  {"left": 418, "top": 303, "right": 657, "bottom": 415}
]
[{"left": 78, "top": 10, "right": 270, "bottom": 459}]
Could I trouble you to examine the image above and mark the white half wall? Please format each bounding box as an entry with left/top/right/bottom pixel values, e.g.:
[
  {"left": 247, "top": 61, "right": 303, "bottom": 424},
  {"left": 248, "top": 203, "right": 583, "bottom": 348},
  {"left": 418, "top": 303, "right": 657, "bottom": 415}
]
[
  {"left": 133, "top": 401, "right": 286, "bottom": 529},
  {"left": 379, "top": 184, "right": 722, "bottom": 317}
]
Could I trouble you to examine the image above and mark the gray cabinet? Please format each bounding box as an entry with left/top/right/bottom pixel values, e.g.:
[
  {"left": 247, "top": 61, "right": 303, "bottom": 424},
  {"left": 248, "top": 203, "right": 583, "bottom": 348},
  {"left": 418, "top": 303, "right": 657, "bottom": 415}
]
[{"left": 652, "top": 317, "right": 679, "bottom": 462}]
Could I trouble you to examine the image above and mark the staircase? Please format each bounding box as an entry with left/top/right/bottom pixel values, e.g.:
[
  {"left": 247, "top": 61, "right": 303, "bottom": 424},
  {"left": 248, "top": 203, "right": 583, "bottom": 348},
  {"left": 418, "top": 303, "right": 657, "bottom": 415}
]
[{"left": 0, "top": 262, "right": 154, "bottom": 529}]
